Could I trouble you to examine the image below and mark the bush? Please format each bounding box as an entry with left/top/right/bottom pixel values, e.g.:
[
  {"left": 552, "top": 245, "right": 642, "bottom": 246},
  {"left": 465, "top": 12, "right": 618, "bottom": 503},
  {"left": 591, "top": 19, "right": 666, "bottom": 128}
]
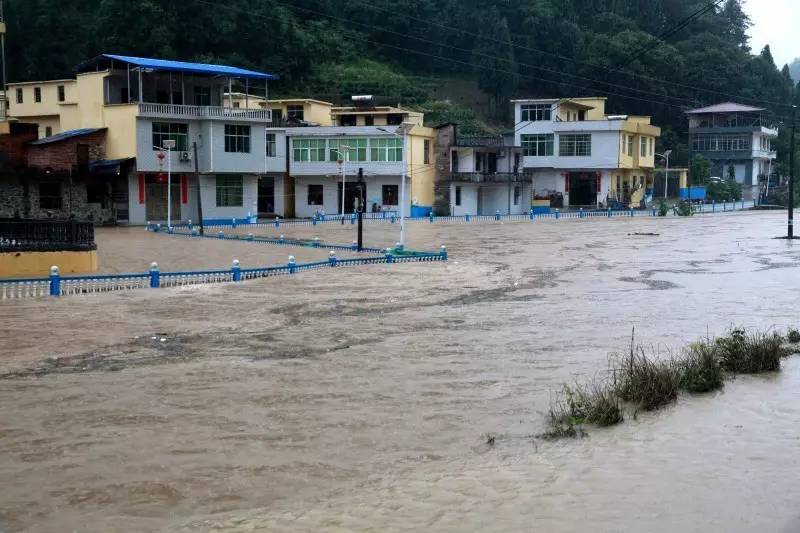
[
  {"left": 432, "top": 196, "right": 451, "bottom": 216},
  {"left": 544, "top": 382, "right": 623, "bottom": 438},
  {"left": 679, "top": 342, "right": 724, "bottom": 393},
  {"left": 674, "top": 201, "right": 694, "bottom": 217},
  {"left": 614, "top": 350, "right": 679, "bottom": 411},
  {"left": 787, "top": 329, "right": 800, "bottom": 344},
  {"left": 715, "top": 328, "right": 786, "bottom": 373},
  {"left": 658, "top": 199, "right": 669, "bottom": 217}
]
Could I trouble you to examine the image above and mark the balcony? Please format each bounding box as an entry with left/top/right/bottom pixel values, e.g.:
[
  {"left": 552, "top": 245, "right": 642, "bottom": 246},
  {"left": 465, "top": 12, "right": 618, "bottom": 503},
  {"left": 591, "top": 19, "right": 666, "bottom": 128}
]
[
  {"left": 451, "top": 172, "right": 525, "bottom": 183},
  {"left": 137, "top": 103, "right": 272, "bottom": 122}
]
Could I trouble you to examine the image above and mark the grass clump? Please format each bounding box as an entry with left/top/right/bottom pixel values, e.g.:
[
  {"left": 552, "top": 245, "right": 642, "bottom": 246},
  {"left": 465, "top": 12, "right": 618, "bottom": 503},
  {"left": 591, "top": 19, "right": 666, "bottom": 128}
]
[
  {"left": 614, "top": 349, "right": 679, "bottom": 411},
  {"left": 715, "top": 328, "right": 786, "bottom": 373},
  {"left": 787, "top": 328, "right": 800, "bottom": 344},
  {"left": 542, "top": 382, "right": 623, "bottom": 439},
  {"left": 678, "top": 342, "right": 725, "bottom": 393}
]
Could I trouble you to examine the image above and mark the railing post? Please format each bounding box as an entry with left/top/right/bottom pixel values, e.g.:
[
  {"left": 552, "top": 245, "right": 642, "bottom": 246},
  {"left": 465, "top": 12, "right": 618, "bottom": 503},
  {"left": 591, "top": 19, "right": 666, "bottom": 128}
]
[
  {"left": 288, "top": 255, "right": 297, "bottom": 274},
  {"left": 351, "top": 240, "right": 358, "bottom": 252},
  {"left": 607, "top": 208, "right": 612, "bottom": 218},
  {"left": 232, "top": 259, "right": 241, "bottom": 281},
  {"left": 275, "top": 216, "right": 280, "bottom": 228},
  {"left": 313, "top": 237, "right": 320, "bottom": 248},
  {"left": 312, "top": 217, "right": 317, "bottom": 226},
  {"left": 391, "top": 214, "right": 396, "bottom": 224},
  {"left": 580, "top": 207, "right": 584, "bottom": 219},
  {"left": 191, "top": 227, "right": 199, "bottom": 236},
  {"left": 429, "top": 211, "right": 434, "bottom": 224},
  {"left": 247, "top": 232, "right": 254, "bottom": 241},
  {"left": 465, "top": 213, "right": 471, "bottom": 222},
  {"left": 149, "top": 262, "right": 160, "bottom": 288},
  {"left": 629, "top": 208, "right": 634, "bottom": 217},
  {"left": 440, "top": 245, "right": 448, "bottom": 261},
  {"left": 530, "top": 207, "right": 535, "bottom": 220},
  {"left": 232, "top": 217, "right": 237, "bottom": 228},
  {"left": 188, "top": 219, "right": 193, "bottom": 230},
  {"left": 712, "top": 200, "right": 716, "bottom": 213},
  {"left": 279, "top": 234, "right": 285, "bottom": 244},
  {"left": 329, "top": 251, "right": 337, "bottom": 267},
  {"left": 351, "top": 213, "right": 356, "bottom": 225},
  {"left": 217, "top": 230, "right": 224, "bottom": 239},
  {"left": 385, "top": 248, "right": 394, "bottom": 264},
  {"left": 49, "top": 265, "right": 60, "bottom": 297},
  {"left": 146, "top": 220, "right": 151, "bottom": 231},
  {"left": 555, "top": 209, "right": 560, "bottom": 220},
  {"left": 495, "top": 209, "right": 501, "bottom": 221}
]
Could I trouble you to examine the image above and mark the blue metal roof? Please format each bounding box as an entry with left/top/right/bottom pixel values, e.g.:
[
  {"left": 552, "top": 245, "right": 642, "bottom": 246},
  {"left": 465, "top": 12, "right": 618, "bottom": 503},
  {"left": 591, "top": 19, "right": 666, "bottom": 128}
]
[
  {"left": 29, "top": 128, "right": 106, "bottom": 145},
  {"left": 100, "top": 54, "right": 279, "bottom": 80}
]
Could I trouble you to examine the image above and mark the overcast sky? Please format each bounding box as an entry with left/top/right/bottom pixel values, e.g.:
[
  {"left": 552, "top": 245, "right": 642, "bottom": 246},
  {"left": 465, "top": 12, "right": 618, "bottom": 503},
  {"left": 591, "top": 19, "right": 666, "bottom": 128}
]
[{"left": 744, "top": 0, "right": 798, "bottom": 66}]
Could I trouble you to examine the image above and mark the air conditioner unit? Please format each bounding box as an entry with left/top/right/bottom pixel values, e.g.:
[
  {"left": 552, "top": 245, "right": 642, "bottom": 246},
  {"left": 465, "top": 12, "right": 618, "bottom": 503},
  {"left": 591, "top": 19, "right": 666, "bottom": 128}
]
[{"left": 179, "top": 151, "right": 192, "bottom": 162}]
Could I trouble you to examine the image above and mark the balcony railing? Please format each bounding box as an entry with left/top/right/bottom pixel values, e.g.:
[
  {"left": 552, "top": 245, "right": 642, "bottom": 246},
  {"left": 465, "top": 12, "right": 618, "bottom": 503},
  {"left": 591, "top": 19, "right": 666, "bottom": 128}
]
[
  {"left": 450, "top": 171, "right": 525, "bottom": 183},
  {"left": 0, "top": 220, "right": 96, "bottom": 252},
  {"left": 138, "top": 103, "right": 273, "bottom": 122}
]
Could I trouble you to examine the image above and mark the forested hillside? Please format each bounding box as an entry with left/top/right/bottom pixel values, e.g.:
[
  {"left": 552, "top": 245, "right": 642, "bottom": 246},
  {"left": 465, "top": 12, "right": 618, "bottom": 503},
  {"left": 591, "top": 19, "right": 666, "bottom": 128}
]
[{"left": 5, "top": 0, "right": 799, "bottom": 168}]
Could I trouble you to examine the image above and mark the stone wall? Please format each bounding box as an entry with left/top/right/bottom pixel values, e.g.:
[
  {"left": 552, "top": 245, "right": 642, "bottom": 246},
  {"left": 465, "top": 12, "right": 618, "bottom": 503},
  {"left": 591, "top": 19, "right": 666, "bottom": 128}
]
[{"left": 0, "top": 175, "right": 116, "bottom": 223}]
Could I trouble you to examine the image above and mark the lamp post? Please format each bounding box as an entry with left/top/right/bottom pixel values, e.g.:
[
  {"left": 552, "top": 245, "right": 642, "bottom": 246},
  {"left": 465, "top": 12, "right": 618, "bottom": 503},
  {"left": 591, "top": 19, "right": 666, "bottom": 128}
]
[
  {"left": 790, "top": 104, "right": 796, "bottom": 239},
  {"left": 156, "top": 139, "right": 177, "bottom": 229},
  {"left": 656, "top": 150, "right": 672, "bottom": 199},
  {"left": 377, "top": 125, "right": 409, "bottom": 246},
  {"left": 332, "top": 145, "right": 350, "bottom": 221}
]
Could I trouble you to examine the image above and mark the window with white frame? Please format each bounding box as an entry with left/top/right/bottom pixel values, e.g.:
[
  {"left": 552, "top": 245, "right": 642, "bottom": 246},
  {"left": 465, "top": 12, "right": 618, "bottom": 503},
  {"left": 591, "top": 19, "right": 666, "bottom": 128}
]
[
  {"left": 559, "top": 134, "right": 592, "bottom": 157},
  {"left": 640, "top": 136, "right": 648, "bottom": 157},
  {"left": 520, "top": 104, "right": 551, "bottom": 122},
  {"left": 216, "top": 175, "right": 243, "bottom": 207},
  {"left": 626, "top": 135, "right": 634, "bottom": 157},
  {"left": 293, "top": 139, "right": 326, "bottom": 162},
  {"left": 152, "top": 122, "right": 188, "bottom": 151},
  {"left": 15, "top": 88, "right": 23, "bottom": 104},
  {"left": 521, "top": 134, "right": 554, "bottom": 157},
  {"left": 329, "top": 138, "right": 367, "bottom": 162},
  {"left": 649, "top": 137, "right": 654, "bottom": 156},
  {"left": 224, "top": 125, "right": 251, "bottom": 153},
  {"left": 371, "top": 137, "right": 403, "bottom": 162},
  {"left": 265, "top": 133, "right": 277, "bottom": 157},
  {"left": 287, "top": 105, "right": 304, "bottom": 121}
]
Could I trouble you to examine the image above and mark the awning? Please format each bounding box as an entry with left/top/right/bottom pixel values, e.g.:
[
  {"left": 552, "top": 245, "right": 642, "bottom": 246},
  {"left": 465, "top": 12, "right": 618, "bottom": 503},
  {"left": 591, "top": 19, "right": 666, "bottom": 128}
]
[
  {"left": 89, "top": 158, "right": 134, "bottom": 176},
  {"left": 76, "top": 54, "right": 279, "bottom": 81},
  {"left": 28, "top": 128, "right": 106, "bottom": 145}
]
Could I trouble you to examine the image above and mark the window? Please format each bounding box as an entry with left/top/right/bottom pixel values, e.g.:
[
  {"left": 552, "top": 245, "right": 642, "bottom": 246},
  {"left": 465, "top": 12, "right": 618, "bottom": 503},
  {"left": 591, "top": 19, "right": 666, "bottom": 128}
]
[
  {"left": 287, "top": 105, "right": 304, "bottom": 121},
  {"left": 625, "top": 135, "right": 634, "bottom": 157},
  {"left": 265, "top": 133, "right": 277, "bottom": 157},
  {"left": 293, "top": 139, "right": 326, "bottom": 162},
  {"left": 45, "top": 126, "right": 52, "bottom": 137},
  {"left": 38, "top": 182, "right": 62, "bottom": 209},
  {"left": 649, "top": 138, "right": 654, "bottom": 156},
  {"left": 371, "top": 137, "right": 403, "bottom": 162},
  {"left": 520, "top": 104, "right": 551, "bottom": 122},
  {"left": 86, "top": 182, "right": 107, "bottom": 205},
  {"left": 34, "top": 87, "right": 42, "bottom": 103},
  {"left": 455, "top": 186, "right": 462, "bottom": 206},
  {"left": 691, "top": 135, "right": 751, "bottom": 152},
  {"left": 364, "top": 115, "right": 374, "bottom": 126},
  {"left": 514, "top": 186, "right": 521, "bottom": 206},
  {"left": 382, "top": 184, "right": 399, "bottom": 205},
  {"left": 15, "top": 88, "right": 22, "bottom": 104},
  {"left": 640, "top": 137, "right": 648, "bottom": 157},
  {"left": 57, "top": 85, "right": 65, "bottom": 102},
  {"left": 152, "top": 122, "right": 188, "bottom": 151},
  {"left": 339, "top": 115, "right": 357, "bottom": 126},
  {"left": 559, "top": 134, "right": 592, "bottom": 157},
  {"left": 307, "top": 184, "right": 323, "bottom": 205},
  {"left": 424, "top": 139, "right": 431, "bottom": 164},
  {"left": 386, "top": 114, "right": 404, "bottom": 125},
  {"left": 520, "top": 134, "right": 554, "bottom": 157},
  {"left": 194, "top": 86, "right": 211, "bottom": 106},
  {"left": 329, "top": 138, "right": 367, "bottom": 162},
  {"left": 224, "top": 124, "right": 251, "bottom": 153},
  {"left": 232, "top": 102, "right": 240, "bottom": 109},
  {"left": 216, "top": 175, "right": 243, "bottom": 207}
]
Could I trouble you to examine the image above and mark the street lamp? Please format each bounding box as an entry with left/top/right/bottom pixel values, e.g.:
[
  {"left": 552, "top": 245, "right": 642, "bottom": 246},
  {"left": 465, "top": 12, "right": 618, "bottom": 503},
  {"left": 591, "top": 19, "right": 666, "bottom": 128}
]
[
  {"left": 331, "top": 145, "right": 350, "bottom": 220},
  {"left": 156, "top": 139, "right": 177, "bottom": 229},
  {"left": 656, "top": 150, "right": 672, "bottom": 199},
  {"left": 376, "top": 124, "right": 411, "bottom": 246}
]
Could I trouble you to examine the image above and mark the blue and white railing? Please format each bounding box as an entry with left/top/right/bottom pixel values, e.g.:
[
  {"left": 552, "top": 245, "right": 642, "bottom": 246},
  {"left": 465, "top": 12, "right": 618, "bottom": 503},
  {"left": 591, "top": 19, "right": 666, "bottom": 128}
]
[{"left": 0, "top": 246, "right": 448, "bottom": 300}]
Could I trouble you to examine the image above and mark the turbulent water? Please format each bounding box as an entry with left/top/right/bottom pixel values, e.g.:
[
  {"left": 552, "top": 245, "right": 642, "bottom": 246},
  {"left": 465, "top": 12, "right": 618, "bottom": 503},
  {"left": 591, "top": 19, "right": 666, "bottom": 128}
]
[{"left": 1, "top": 212, "right": 800, "bottom": 532}]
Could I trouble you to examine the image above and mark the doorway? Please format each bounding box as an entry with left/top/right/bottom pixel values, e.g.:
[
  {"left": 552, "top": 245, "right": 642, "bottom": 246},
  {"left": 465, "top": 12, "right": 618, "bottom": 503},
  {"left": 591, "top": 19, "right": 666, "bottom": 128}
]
[
  {"left": 145, "top": 175, "right": 181, "bottom": 221},
  {"left": 258, "top": 176, "right": 275, "bottom": 214},
  {"left": 337, "top": 181, "right": 366, "bottom": 214},
  {"left": 568, "top": 172, "right": 597, "bottom": 206}
]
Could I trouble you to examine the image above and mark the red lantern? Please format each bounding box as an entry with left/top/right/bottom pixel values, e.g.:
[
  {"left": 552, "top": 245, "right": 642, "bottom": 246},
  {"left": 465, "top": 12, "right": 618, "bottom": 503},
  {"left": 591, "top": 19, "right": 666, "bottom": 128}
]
[
  {"left": 156, "top": 172, "right": 167, "bottom": 183},
  {"left": 156, "top": 151, "right": 166, "bottom": 161},
  {"left": 563, "top": 172, "right": 570, "bottom": 193}
]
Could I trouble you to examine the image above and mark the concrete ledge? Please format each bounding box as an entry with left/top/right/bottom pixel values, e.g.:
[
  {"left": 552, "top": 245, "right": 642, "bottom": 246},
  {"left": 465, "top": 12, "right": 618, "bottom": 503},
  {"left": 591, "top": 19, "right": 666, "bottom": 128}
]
[{"left": 0, "top": 250, "right": 97, "bottom": 278}]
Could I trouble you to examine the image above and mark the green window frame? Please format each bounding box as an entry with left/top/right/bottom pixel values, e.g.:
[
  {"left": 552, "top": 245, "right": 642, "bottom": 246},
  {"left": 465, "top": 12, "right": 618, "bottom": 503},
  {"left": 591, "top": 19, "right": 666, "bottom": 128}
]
[
  {"left": 520, "top": 134, "right": 554, "bottom": 157},
  {"left": 329, "top": 138, "right": 367, "bottom": 162},
  {"left": 559, "top": 134, "right": 592, "bottom": 157},
  {"left": 371, "top": 138, "right": 403, "bottom": 162},
  {"left": 292, "top": 139, "right": 327, "bottom": 162},
  {"left": 152, "top": 122, "right": 188, "bottom": 151},
  {"left": 216, "top": 175, "right": 243, "bottom": 207}
]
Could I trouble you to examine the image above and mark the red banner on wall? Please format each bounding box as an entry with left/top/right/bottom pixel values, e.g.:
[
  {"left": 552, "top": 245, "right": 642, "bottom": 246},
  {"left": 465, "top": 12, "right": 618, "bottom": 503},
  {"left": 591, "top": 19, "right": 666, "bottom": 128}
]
[
  {"left": 563, "top": 172, "right": 569, "bottom": 193},
  {"left": 181, "top": 175, "right": 188, "bottom": 204},
  {"left": 138, "top": 174, "right": 145, "bottom": 204},
  {"left": 596, "top": 172, "right": 602, "bottom": 193}
]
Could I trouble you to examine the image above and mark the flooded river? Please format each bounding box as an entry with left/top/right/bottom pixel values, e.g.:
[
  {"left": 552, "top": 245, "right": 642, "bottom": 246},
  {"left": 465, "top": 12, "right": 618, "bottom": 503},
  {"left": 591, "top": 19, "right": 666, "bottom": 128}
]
[{"left": 1, "top": 211, "right": 799, "bottom": 532}]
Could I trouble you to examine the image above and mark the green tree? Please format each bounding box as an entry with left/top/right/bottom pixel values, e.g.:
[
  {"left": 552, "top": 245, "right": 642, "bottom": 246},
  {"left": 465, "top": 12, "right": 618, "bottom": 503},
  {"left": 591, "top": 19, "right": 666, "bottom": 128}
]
[
  {"left": 471, "top": 8, "right": 518, "bottom": 120},
  {"left": 689, "top": 155, "right": 711, "bottom": 186}
]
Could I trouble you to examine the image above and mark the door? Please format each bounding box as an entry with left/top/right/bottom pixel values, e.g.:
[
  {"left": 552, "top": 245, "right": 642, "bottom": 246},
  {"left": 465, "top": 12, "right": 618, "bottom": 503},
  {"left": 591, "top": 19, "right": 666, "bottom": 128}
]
[
  {"left": 337, "top": 182, "right": 366, "bottom": 214},
  {"left": 145, "top": 176, "right": 181, "bottom": 222},
  {"left": 568, "top": 172, "right": 597, "bottom": 206},
  {"left": 487, "top": 152, "right": 498, "bottom": 173},
  {"left": 258, "top": 177, "right": 275, "bottom": 214}
]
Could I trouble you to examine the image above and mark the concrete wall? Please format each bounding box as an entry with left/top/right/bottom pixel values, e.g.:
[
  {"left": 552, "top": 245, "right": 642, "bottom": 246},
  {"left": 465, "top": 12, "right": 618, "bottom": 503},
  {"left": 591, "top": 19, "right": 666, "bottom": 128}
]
[
  {"left": 293, "top": 175, "right": 408, "bottom": 218},
  {"left": 450, "top": 183, "right": 478, "bottom": 216},
  {"left": 0, "top": 250, "right": 97, "bottom": 277}
]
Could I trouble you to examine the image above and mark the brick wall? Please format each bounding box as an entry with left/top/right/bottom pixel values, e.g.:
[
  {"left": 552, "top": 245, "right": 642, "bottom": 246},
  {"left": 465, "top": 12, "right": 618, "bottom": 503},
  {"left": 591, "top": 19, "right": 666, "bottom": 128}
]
[
  {"left": 0, "top": 123, "right": 38, "bottom": 170},
  {"left": 26, "top": 131, "right": 106, "bottom": 173}
]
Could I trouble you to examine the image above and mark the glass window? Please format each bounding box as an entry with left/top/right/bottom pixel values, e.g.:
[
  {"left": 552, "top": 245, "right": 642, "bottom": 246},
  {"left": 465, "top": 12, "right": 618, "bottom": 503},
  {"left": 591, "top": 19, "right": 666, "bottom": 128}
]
[
  {"left": 34, "top": 87, "right": 42, "bottom": 103},
  {"left": 307, "top": 184, "right": 323, "bottom": 205},
  {"left": 382, "top": 185, "right": 399, "bottom": 205},
  {"left": 194, "top": 86, "right": 211, "bottom": 106},
  {"left": 45, "top": 126, "right": 52, "bottom": 137},
  {"left": 371, "top": 138, "right": 403, "bottom": 162},
  {"left": 514, "top": 186, "right": 521, "bottom": 206},
  {"left": 224, "top": 124, "right": 251, "bottom": 153},
  {"left": 559, "top": 134, "right": 592, "bottom": 157},
  {"left": 38, "top": 182, "right": 62, "bottom": 209},
  {"left": 287, "top": 105, "right": 304, "bottom": 121},
  {"left": 424, "top": 139, "right": 431, "bottom": 164},
  {"left": 626, "top": 135, "right": 634, "bottom": 157},
  {"left": 57, "top": 85, "right": 65, "bottom": 102},
  {"left": 329, "top": 138, "right": 367, "bottom": 162},
  {"left": 266, "top": 133, "right": 276, "bottom": 157},
  {"left": 649, "top": 138, "right": 654, "bottom": 156},
  {"left": 640, "top": 137, "right": 648, "bottom": 157},
  {"left": 293, "top": 139, "right": 326, "bottom": 162},
  {"left": 216, "top": 175, "right": 243, "bottom": 207},
  {"left": 520, "top": 104, "right": 551, "bottom": 122},
  {"left": 520, "top": 134, "right": 554, "bottom": 157},
  {"left": 152, "top": 122, "right": 188, "bottom": 151},
  {"left": 15, "top": 88, "right": 23, "bottom": 104},
  {"left": 455, "top": 186, "right": 462, "bottom": 206}
]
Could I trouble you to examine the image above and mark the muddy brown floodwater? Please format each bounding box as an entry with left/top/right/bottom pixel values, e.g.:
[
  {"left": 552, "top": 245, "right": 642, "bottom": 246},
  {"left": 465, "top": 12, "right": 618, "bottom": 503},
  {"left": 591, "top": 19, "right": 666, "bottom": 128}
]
[{"left": 2, "top": 211, "right": 800, "bottom": 532}]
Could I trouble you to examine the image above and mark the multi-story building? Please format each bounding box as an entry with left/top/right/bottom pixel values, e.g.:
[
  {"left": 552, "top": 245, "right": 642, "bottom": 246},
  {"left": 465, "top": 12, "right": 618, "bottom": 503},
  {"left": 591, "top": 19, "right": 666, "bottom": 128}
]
[
  {"left": 513, "top": 97, "right": 661, "bottom": 208},
  {"left": 286, "top": 102, "right": 436, "bottom": 218},
  {"left": 439, "top": 126, "right": 527, "bottom": 216},
  {"left": 686, "top": 102, "right": 778, "bottom": 196},
  {"left": 6, "top": 79, "right": 77, "bottom": 139}
]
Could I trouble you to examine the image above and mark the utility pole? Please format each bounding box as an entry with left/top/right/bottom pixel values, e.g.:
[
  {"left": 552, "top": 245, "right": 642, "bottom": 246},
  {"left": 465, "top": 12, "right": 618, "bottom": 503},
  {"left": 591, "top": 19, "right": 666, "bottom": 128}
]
[
  {"left": 357, "top": 168, "right": 364, "bottom": 251},
  {"left": 193, "top": 141, "right": 204, "bottom": 235},
  {"left": 790, "top": 104, "right": 796, "bottom": 239}
]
